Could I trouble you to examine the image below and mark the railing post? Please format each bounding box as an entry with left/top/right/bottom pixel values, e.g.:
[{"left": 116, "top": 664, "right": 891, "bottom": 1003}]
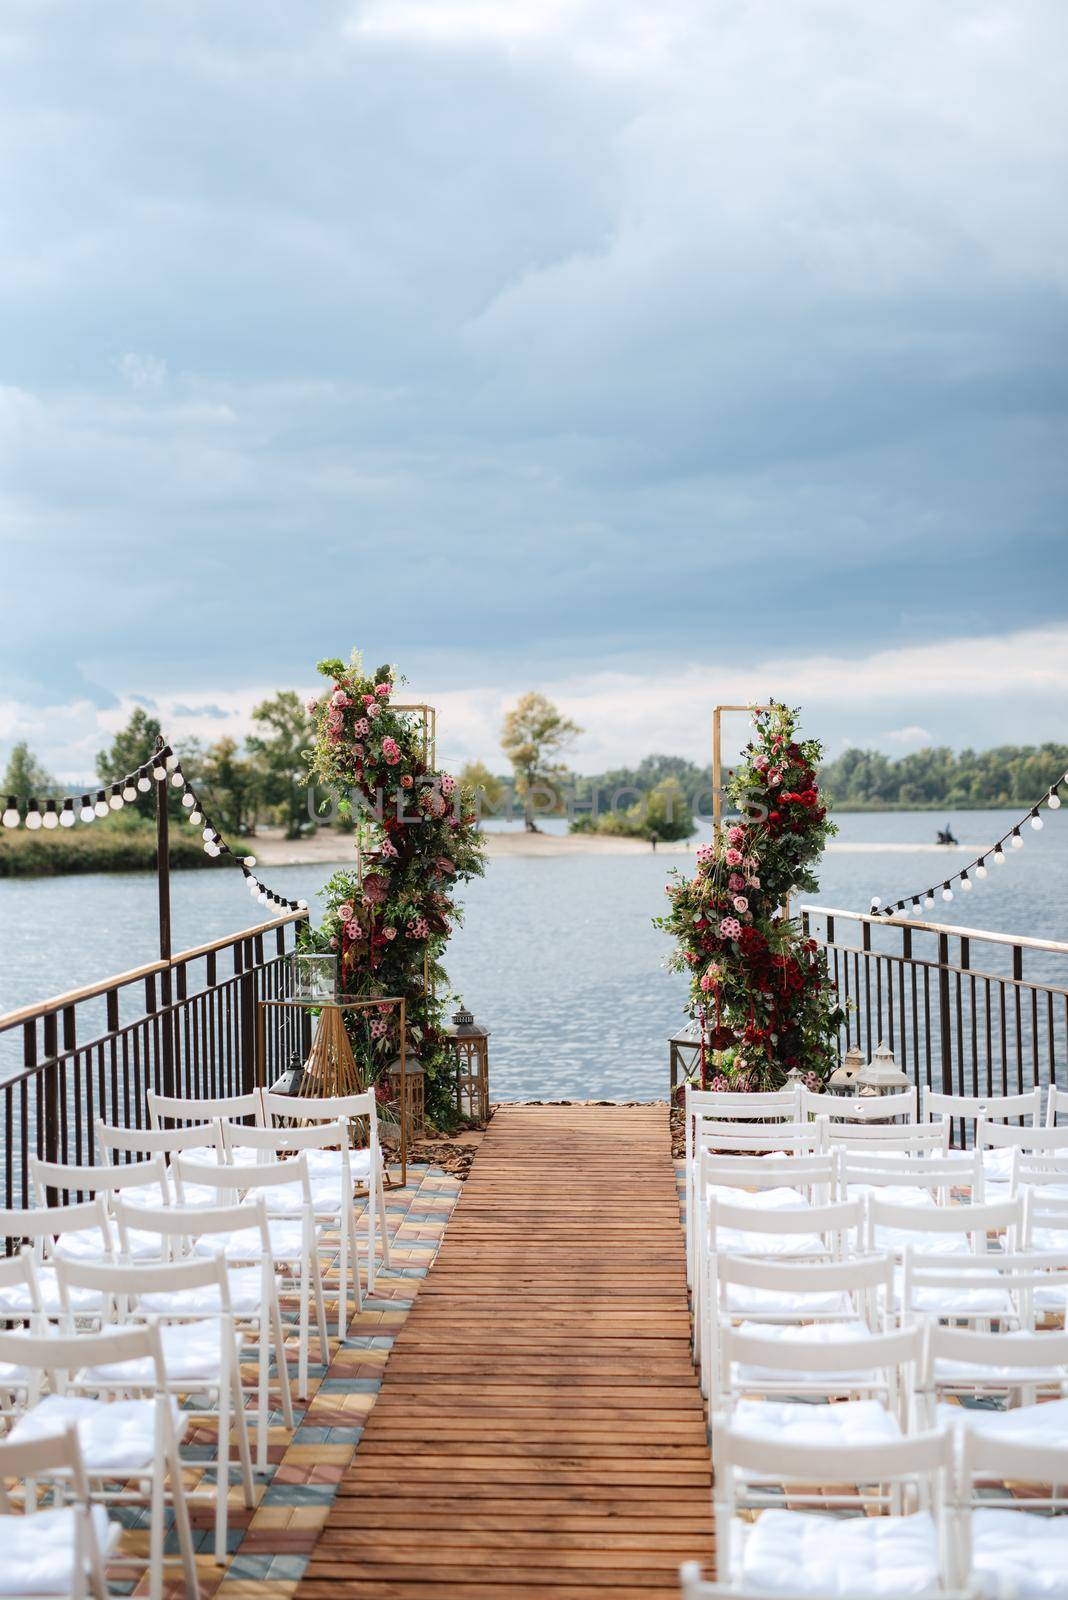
[
  {"left": 155, "top": 736, "right": 176, "bottom": 1101},
  {"left": 937, "top": 930, "right": 953, "bottom": 1095},
  {"left": 238, "top": 938, "right": 257, "bottom": 1096}
]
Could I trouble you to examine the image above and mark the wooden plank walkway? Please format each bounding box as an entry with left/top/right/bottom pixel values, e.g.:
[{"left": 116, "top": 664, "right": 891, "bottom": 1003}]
[{"left": 299, "top": 1103, "right": 712, "bottom": 1599}]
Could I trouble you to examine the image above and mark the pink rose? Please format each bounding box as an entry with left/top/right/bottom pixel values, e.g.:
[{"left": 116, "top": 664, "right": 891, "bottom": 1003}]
[
  {"left": 337, "top": 902, "right": 354, "bottom": 922},
  {"left": 366, "top": 702, "right": 380, "bottom": 718},
  {"left": 362, "top": 694, "right": 376, "bottom": 708},
  {"left": 727, "top": 825, "right": 745, "bottom": 845},
  {"left": 331, "top": 688, "right": 348, "bottom": 707},
  {"left": 329, "top": 936, "right": 338, "bottom": 950},
  {"left": 353, "top": 742, "right": 365, "bottom": 757},
  {"left": 383, "top": 926, "right": 397, "bottom": 941},
  {"left": 768, "top": 769, "right": 782, "bottom": 786},
  {"left": 376, "top": 682, "right": 392, "bottom": 698},
  {"left": 753, "top": 753, "right": 769, "bottom": 771},
  {"left": 747, "top": 875, "right": 760, "bottom": 888},
  {"left": 305, "top": 697, "right": 318, "bottom": 714},
  {"left": 733, "top": 896, "right": 748, "bottom": 913},
  {"left": 725, "top": 848, "right": 743, "bottom": 867},
  {"left": 728, "top": 873, "right": 744, "bottom": 891}
]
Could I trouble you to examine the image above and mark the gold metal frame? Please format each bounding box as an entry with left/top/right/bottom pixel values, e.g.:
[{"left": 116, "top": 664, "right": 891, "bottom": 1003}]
[
  {"left": 712, "top": 705, "right": 769, "bottom": 845},
  {"left": 256, "top": 995, "right": 410, "bottom": 1185}
]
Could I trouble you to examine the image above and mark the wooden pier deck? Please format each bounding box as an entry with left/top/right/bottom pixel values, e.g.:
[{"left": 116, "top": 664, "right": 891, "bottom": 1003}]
[{"left": 299, "top": 1103, "right": 713, "bottom": 1599}]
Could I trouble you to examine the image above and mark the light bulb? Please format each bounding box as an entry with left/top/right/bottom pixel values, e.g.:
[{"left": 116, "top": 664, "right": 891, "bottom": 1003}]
[
  {"left": 258, "top": 891, "right": 268, "bottom": 905},
  {"left": 79, "top": 798, "right": 95, "bottom": 822},
  {"left": 189, "top": 810, "right": 202, "bottom": 824},
  {"left": 975, "top": 861, "right": 988, "bottom": 879},
  {"left": 122, "top": 783, "right": 137, "bottom": 802},
  {"left": 109, "top": 792, "right": 123, "bottom": 811},
  {"left": 870, "top": 896, "right": 882, "bottom": 909},
  {"left": 244, "top": 855, "right": 256, "bottom": 868},
  {"left": 137, "top": 774, "right": 151, "bottom": 793},
  {"left": 202, "top": 827, "right": 213, "bottom": 841},
  {"left": 1011, "top": 831, "right": 1023, "bottom": 849},
  {"left": 94, "top": 795, "right": 109, "bottom": 818},
  {"left": 165, "top": 751, "right": 178, "bottom": 770},
  {"left": 911, "top": 900, "right": 921, "bottom": 916},
  {"left": 181, "top": 791, "right": 195, "bottom": 808},
  {"left": 924, "top": 894, "right": 935, "bottom": 908},
  {"left": 169, "top": 771, "right": 183, "bottom": 789},
  {"left": 2, "top": 800, "right": 19, "bottom": 828},
  {"left": 994, "top": 847, "right": 1005, "bottom": 865},
  {"left": 25, "top": 808, "right": 42, "bottom": 830},
  {"left": 297, "top": 899, "right": 308, "bottom": 910},
  {"left": 1050, "top": 791, "right": 1062, "bottom": 810},
  {"left": 151, "top": 764, "right": 166, "bottom": 781},
  {"left": 961, "top": 875, "right": 972, "bottom": 891},
  {"left": 42, "top": 804, "right": 58, "bottom": 829},
  {"left": 942, "top": 886, "right": 953, "bottom": 901},
  {"left": 1031, "top": 814, "right": 1043, "bottom": 830},
  {"left": 60, "top": 803, "right": 75, "bottom": 827}
]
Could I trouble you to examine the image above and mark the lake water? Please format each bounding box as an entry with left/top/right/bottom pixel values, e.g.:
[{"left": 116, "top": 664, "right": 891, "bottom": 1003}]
[{"left": 2, "top": 808, "right": 1066, "bottom": 1100}]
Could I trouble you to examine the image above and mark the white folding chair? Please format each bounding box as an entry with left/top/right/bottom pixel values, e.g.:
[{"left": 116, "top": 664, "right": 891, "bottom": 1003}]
[
  {"left": 146, "top": 1089, "right": 264, "bottom": 1129},
  {"left": 712, "top": 1420, "right": 956, "bottom": 1597},
  {"left": 719, "top": 1321, "right": 922, "bottom": 1449},
  {"left": 1012, "top": 1148, "right": 1068, "bottom": 1200},
  {"left": 29, "top": 1156, "right": 173, "bottom": 1260},
  {"left": 95, "top": 1116, "right": 230, "bottom": 1203},
  {"left": 684, "top": 1085, "right": 802, "bottom": 1288},
  {"left": 900, "top": 1247, "right": 1049, "bottom": 1328},
  {"left": 172, "top": 1152, "right": 329, "bottom": 1398},
  {"left": 0, "top": 1250, "right": 44, "bottom": 1424},
  {"left": 698, "top": 1198, "right": 862, "bottom": 1392},
  {"left": 0, "top": 1200, "right": 115, "bottom": 1322},
  {"left": 0, "top": 1322, "right": 197, "bottom": 1600},
  {"left": 0, "top": 1424, "right": 117, "bottom": 1599},
  {"left": 925, "top": 1088, "right": 1042, "bottom": 1180},
  {"left": 865, "top": 1193, "right": 1021, "bottom": 1262},
  {"left": 820, "top": 1117, "right": 950, "bottom": 1155},
  {"left": 956, "top": 1429, "right": 1068, "bottom": 1591},
  {"left": 838, "top": 1148, "right": 983, "bottom": 1206},
  {"left": 978, "top": 1118, "right": 1068, "bottom": 1199},
  {"left": 261, "top": 1087, "right": 391, "bottom": 1287},
  {"left": 678, "top": 1563, "right": 973, "bottom": 1600},
  {"left": 221, "top": 1117, "right": 363, "bottom": 1334},
  {"left": 53, "top": 1253, "right": 255, "bottom": 1562},
  {"left": 918, "top": 1322, "right": 1068, "bottom": 1442},
  {"left": 804, "top": 1086, "right": 917, "bottom": 1124},
  {"left": 115, "top": 1195, "right": 295, "bottom": 1471},
  {"left": 692, "top": 1149, "right": 836, "bottom": 1355}
]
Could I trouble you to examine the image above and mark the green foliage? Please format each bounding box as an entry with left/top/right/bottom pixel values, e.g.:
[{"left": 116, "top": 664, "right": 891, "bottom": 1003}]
[
  {"left": 500, "top": 692, "right": 582, "bottom": 830},
  {"left": 578, "top": 776, "right": 695, "bottom": 842},
  {"left": 819, "top": 744, "right": 1068, "bottom": 809},
  {"left": 457, "top": 760, "right": 506, "bottom": 816},
  {"left": 0, "top": 816, "right": 229, "bottom": 877},
  {"left": 247, "top": 691, "right": 314, "bottom": 837},
  {"left": 303, "top": 653, "right": 486, "bottom": 1131},
  {"left": 655, "top": 704, "right": 845, "bottom": 1090},
  {"left": 200, "top": 737, "right": 256, "bottom": 836},
  {"left": 2, "top": 741, "right": 55, "bottom": 799}
]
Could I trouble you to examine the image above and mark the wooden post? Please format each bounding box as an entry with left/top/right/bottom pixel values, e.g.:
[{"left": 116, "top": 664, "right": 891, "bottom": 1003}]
[{"left": 711, "top": 704, "right": 768, "bottom": 847}]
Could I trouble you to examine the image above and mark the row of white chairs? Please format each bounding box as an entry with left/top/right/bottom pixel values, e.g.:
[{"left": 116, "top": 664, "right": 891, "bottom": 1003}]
[{"left": 0, "top": 1086, "right": 397, "bottom": 1595}]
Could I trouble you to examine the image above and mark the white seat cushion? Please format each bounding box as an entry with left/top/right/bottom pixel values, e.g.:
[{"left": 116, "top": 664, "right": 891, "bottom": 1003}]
[
  {"left": 971, "top": 1508, "right": 1068, "bottom": 1598},
  {"left": 137, "top": 1265, "right": 277, "bottom": 1317},
  {"left": 704, "top": 1184, "right": 809, "bottom": 1210},
  {"left": 255, "top": 1178, "right": 345, "bottom": 1218},
  {"left": 0, "top": 1358, "right": 32, "bottom": 1387},
  {"left": 304, "top": 1146, "right": 375, "bottom": 1181},
  {"left": 897, "top": 1265, "right": 1016, "bottom": 1318},
  {"left": 78, "top": 1319, "right": 234, "bottom": 1385},
  {"left": 723, "top": 1283, "right": 854, "bottom": 1317},
  {"left": 193, "top": 1216, "right": 308, "bottom": 1263},
  {"left": 872, "top": 1225, "right": 972, "bottom": 1256},
  {"left": 731, "top": 1397, "right": 902, "bottom": 1447},
  {"left": 982, "top": 1147, "right": 1016, "bottom": 1186},
  {"left": 936, "top": 1396, "right": 1068, "bottom": 1447},
  {"left": 0, "top": 1268, "right": 103, "bottom": 1317},
  {"left": 49, "top": 1230, "right": 109, "bottom": 1263},
  {"left": 107, "top": 1181, "right": 170, "bottom": 1209},
  {"left": 0, "top": 1504, "right": 116, "bottom": 1595},
  {"left": 715, "top": 1225, "right": 828, "bottom": 1257},
  {"left": 10, "top": 1393, "right": 186, "bottom": 1471},
  {"left": 732, "top": 1321, "right": 884, "bottom": 1382},
  {"left": 735, "top": 1509, "right": 941, "bottom": 1595}
]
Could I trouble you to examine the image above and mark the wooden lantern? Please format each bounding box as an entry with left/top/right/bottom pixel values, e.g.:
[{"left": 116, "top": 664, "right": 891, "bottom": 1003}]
[{"left": 446, "top": 1005, "right": 490, "bottom": 1124}]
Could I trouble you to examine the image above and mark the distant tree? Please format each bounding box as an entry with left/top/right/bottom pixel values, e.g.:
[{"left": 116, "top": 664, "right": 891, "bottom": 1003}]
[
  {"left": 2, "top": 742, "right": 54, "bottom": 799},
  {"left": 200, "top": 737, "right": 255, "bottom": 837},
  {"left": 643, "top": 776, "right": 695, "bottom": 843},
  {"left": 247, "top": 691, "right": 313, "bottom": 838},
  {"left": 819, "top": 744, "right": 1068, "bottom": 809},
  {"left": 458, "top": 760, "right": 507, "bottom": 821},
  {"left": 500, "top": 692, "right": 582, "bottom": 831}
]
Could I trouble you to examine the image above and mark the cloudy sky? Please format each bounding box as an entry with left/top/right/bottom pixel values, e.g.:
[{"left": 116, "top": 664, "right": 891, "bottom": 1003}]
[{"left": 1, "top": 0, "right": 1065, "bottom": 780}]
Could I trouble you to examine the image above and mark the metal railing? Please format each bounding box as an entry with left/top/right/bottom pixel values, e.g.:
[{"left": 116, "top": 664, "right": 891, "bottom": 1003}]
[
  {"left": 802, "top": 906, "right": 1068, "bottom": 1115},
  {"left": 0, "top": 911, "right": 309, "bottom": 1215}
]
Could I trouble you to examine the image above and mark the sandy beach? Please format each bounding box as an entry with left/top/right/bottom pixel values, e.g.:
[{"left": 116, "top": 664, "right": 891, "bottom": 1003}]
[{"left": 248, "top": 826, "right": 979, "bottom": 868}]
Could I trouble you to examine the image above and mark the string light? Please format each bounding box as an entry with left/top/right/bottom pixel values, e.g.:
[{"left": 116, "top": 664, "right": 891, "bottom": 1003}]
[
  {"left": 93, "top": 791, "right": 110, "bottom": 819},
  {"left": 871, "top": 772, "right": 1063, "bottom": 916},
  {"left": 108, "top": 784, "right": 124, "bottom": 811},
  {"left": 42, "top": 800, "right": 59, "bottom": 830},
  {"left": 60, "top": 799, "right": 75, "bottom": 827},
  {"left": 2, "top": 798, "right": 19, "bottom": 829},
  {"left": 25, "top": 801, "right": 42, "bottom": 831}
]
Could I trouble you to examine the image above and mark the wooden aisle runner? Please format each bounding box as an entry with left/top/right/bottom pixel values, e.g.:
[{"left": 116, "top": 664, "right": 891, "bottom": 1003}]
[{"left": 299, "top": 1103, "right": 713, "bottom": 1599}]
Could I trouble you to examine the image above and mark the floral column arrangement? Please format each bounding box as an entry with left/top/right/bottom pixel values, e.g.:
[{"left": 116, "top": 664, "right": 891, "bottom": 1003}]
[
  {"left": 303, "top": 652, "right": 485, "bottom": 1130},
  {"left": 656, "top": 702, "right": 845, "bottom": 1091}
]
